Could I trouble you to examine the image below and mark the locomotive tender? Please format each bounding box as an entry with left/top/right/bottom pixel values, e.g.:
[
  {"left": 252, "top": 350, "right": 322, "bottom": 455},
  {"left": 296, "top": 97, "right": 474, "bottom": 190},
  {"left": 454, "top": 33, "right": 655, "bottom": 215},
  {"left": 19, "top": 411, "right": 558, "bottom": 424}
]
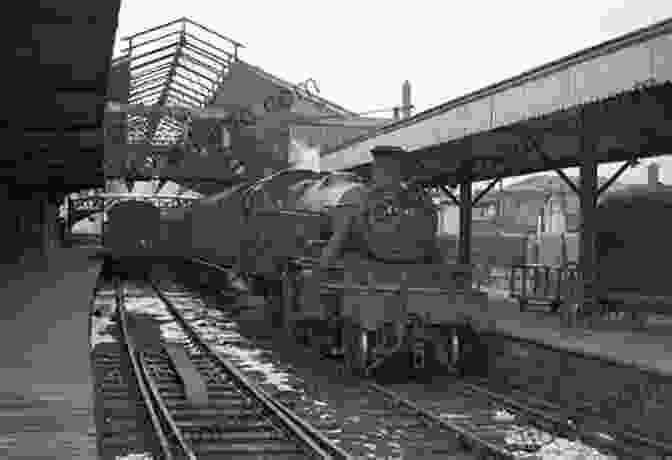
[{"left": 160, "top": 146, "right": 489, "bottom": 377}]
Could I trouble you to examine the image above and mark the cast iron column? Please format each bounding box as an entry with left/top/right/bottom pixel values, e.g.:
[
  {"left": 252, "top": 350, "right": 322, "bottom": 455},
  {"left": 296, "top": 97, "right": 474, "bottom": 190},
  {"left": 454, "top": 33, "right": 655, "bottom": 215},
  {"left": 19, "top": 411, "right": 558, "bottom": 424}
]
[
  {"left": 579, "top": 154, "right": 598, "bottom": 323},
  {"left": 459, "top": 165, "right": 473, "bottom": 289}
]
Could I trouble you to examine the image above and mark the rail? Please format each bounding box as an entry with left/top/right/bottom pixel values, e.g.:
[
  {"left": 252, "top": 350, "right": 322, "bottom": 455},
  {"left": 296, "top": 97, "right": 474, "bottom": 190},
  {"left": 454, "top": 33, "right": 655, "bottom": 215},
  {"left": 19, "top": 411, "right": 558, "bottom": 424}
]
[
  {"left": 154, "top": 262, "right": 672, "bottom": 458},
  {"left": 372, "top": 378, "right": 672, "bottom": 459},
  {"left": 463, "top": 376, "right": 672, "bottom": 459},
  {"left": 148, "top": 277, "right": 352, "bottom": 460},
  {"left": 114, "top": 276, "right": 179, "bottom": 459},
  {"left": 369, "top": 383, "right": 516, "bottom": 459}
]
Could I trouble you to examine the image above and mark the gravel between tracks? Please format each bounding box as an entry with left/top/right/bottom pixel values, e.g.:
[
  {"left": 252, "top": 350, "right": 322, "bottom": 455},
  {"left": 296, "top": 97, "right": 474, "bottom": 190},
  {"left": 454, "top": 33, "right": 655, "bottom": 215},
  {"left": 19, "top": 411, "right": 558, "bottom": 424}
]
[
  {"left": 156, "top": 278, "right": 617, "bottom": 460},
  {"left": 158, "top": 280, "right": 475, "bottom": 460}
]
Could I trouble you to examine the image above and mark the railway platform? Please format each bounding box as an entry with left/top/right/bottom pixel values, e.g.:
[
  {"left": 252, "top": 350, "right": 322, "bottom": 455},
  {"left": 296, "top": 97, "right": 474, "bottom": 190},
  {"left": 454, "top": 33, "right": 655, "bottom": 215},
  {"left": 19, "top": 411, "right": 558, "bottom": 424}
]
[
  {"left": 470, "top": 287, "right": 672, "bottom": 443},
  {"left": 0, "top": 246, "right": 103, "bottom": 459},
  {"left": 476, "top": 287, "right": 672, "bottom": 376}
]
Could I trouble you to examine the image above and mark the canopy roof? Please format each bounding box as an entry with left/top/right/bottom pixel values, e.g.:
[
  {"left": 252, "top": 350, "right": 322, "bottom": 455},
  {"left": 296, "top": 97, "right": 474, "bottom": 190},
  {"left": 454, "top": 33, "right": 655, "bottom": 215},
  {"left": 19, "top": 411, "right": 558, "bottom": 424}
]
[{"left": 321, "top": 18, "right": 672, "bottom": 187}]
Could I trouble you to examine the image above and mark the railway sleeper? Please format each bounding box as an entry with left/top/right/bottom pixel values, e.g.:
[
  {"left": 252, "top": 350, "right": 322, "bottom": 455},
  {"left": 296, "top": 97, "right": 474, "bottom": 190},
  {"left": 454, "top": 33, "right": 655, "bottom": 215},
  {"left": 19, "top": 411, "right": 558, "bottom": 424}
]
[
  {"left": 191, "top": 440, "right": 305, "bottom": 455},
  {"left": 100, "top": 390, "right": 134, "bottom": 400},
  {"left": 155, "top": 381, "right": 234, "bottom": 391},
  {"left": 149, "top": 375, "right": 179, "bottom": 384},
  {"left": 101, "top": 400, "right": 147, "bottom": 411},
  {"left": 98, "top": 368, "right": 125, "bottom": 377},
  {"left": 156, "top": 390, "right": 245, "bottom": 401},
  {"left": 100, "top": 426, "right": 144, "bottom": 439},
  {"left": 377, "top": 415, "right": 429, "bottom": 429},
  {"left": 171, "top": 407, "right": 264, "bottom": 418},
  {"left": 163, "top": 388, "right": 244, "bottom": 401},
  {"left": 100, "top": 432, "right": 144, "bottom": 447},
  {"left": 180, "top": 428, "right": 284, "bottom": 443},
  {"left": 93, "top": 352, "right": 124, "bottom": 360},
  {"left": 145, "top": 361, "right": 177, "bottom": 371},
  {"left": 175, "top": 419, "right": 274, "bottom": 430},
  {"left": 92, "top": 353, "right": 124, "bottom": 362},
  {"left": 93, "top": 353, "right": 125, "bottom": 366},
  {"left": 164, "top": 397, "right": 253, "bottom": 408},
  {"left": 99, "top": 382, "right": 131, "bottom": 392},
  {"left": 147, "top": 368, "right": 179, "bottom": 378},
  {"left": 94, "top": 362, "right": 125, "bottom": 369},
  {"left": 101, "top": 418, "right": 141, "bottom": 433},
  {"left": 100, "top": 378, "right": 128, "bottom": 387},
  {"left": 101, "top": 411, "right": 147, "bottom": 422}
]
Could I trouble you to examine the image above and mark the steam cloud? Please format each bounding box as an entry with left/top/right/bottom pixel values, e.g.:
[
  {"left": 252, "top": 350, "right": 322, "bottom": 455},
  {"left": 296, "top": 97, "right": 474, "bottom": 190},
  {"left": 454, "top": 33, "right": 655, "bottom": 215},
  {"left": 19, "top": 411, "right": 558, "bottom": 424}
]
[{"left": 289, "top": 138, "right": 321, "bottom": 172}]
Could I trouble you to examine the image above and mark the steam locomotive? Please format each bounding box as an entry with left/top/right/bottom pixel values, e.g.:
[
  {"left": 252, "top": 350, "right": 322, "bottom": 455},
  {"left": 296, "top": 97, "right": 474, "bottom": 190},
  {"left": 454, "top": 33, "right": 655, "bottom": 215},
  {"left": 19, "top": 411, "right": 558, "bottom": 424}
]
[{"left": 158, "top": 146, "right": 488, "bottom": 378}]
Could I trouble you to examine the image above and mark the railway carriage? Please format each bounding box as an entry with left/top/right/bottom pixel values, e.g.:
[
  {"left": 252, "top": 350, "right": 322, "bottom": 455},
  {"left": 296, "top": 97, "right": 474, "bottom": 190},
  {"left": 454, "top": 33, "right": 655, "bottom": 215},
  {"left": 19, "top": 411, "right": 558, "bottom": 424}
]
[{"left": 105, "top": 199, "right": 161, "bottom": 274}]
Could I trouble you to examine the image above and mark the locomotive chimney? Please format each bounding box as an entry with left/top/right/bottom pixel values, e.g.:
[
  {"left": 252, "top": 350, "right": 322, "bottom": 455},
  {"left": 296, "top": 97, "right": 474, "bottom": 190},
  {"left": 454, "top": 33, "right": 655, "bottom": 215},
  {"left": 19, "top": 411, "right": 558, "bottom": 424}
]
[
  {"left": 371, "top": 146, "right": 405, "bottom": 187},
  {"left": 648, "top": 162, "right": 660, "bottom": 187}
]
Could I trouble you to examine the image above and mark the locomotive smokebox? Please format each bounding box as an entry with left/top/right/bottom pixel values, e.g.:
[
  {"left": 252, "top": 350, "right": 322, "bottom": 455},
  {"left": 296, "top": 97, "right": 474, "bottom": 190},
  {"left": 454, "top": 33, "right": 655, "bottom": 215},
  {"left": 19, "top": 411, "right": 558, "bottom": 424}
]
[{"left": 371, "top": 146, "right": 405, "bottom": 187}]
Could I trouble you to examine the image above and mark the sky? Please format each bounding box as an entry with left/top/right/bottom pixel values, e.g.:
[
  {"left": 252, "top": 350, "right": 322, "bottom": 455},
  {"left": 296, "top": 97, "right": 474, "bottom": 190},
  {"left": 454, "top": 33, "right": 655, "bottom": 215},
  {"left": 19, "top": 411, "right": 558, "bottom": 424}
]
[{"left": 112, "top": 1, "right": 672, "bottom": 189}]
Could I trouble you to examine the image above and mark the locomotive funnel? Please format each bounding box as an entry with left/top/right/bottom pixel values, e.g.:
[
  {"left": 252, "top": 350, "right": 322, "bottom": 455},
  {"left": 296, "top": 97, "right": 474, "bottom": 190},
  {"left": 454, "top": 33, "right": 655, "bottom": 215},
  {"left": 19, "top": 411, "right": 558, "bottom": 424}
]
[{"left": 371, "top": 146, "right": 405, "bottom": 186}]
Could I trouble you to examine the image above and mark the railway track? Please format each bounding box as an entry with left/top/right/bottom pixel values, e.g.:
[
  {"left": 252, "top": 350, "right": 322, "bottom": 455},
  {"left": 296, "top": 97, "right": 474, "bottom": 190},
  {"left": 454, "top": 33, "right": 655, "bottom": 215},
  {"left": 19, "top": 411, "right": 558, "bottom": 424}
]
[
  {"left": 455, "top": 377, "right": 672, "bottom": 459},
  {"left": 113, "top": 276, "right": 349, "bottom": 460},
  {"left": 154, "top": 277, "right": 626, "bottom": 459},
  {"left": 167, "top": 269, "right": 672, "bottom": 459},
  {"left": 91, "top": 282, "right": 172, "bottom": 460}
]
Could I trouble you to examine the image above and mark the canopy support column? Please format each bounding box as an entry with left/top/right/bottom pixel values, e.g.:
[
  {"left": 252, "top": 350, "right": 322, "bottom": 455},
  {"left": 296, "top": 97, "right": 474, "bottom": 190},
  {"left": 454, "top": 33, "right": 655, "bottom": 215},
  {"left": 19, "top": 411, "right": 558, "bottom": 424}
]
[
  {"left": 578, "top": 149, "right": 599, "bottom": 326},
  {"left": 458, "top": 165, "right": 473, "bottom": 289}
]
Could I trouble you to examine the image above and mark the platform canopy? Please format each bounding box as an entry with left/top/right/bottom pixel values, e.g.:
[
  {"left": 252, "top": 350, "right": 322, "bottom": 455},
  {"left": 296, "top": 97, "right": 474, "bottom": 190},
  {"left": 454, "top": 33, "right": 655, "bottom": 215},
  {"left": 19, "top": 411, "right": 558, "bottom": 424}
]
[
  {"left": 320, "top": 18, "right": 672, "bottom": 187},
  {"left": 4, "top": 1, "right": 122, "bottom": 194}
]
